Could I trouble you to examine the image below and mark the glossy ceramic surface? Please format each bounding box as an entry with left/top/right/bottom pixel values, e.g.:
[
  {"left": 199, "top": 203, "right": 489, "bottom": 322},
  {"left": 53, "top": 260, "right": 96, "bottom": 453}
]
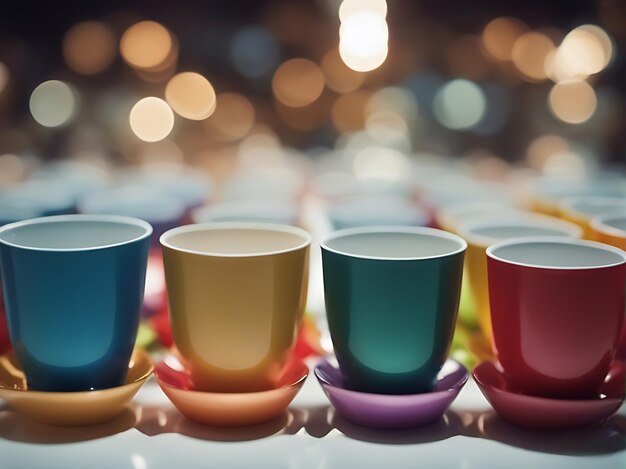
[
  {"left": 591, "top": 213, "right": 626, "bottom": 249},
  {"left": 0, "top": 289, "right": 9, "bottom": 354},
  {"left": 474, "top": 360, "right": 625, "bottom": 430},
  {"left": 0, "top": 215, "right": 151, "bottom": 391},
  {"left": 487, "top": 237, "right": 626, "bottom": 399},
  {"left": 458, "top": 215, "right": 583, "bottom": 347},
  {"left": 315, "top": 358, "right": 468, "bottom": 429},
  {"left": 161, "top": 223, "right": 311, "bottom": 392},
  {"left": 0, "top": 348, "right": 153, "bottom": 426},
  {"left": 154, "top": 354, "right": 308, "bottom": 426},
  {"left": 321, "top": 226, "right": 466, "bottom": 394},
  {"left": 558, "top": 197, "right": 626, "bottom": 240}
]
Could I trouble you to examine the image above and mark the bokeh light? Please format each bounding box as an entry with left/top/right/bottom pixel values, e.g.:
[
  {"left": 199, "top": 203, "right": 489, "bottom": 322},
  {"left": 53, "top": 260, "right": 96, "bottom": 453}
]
[
  {"left": 339, "top": 11, "right": 388, "bottom": 72},
  {"left": 205, "top": 92, "right": 255, "bottom": 141},
  {"left": 272, "top": 58, "right": 325, "bottom": 107},
  {"left": 29, "top": 80, "right": 78, "bottom": 128},
  {"left": 548, "top": 80, "right": 597, "bottom": 124},
  {"left": 353, "top": 147, "right": 411, "bottom": 182},
  {"left": 511, "top": 31, "right": 554, "bottom": 81},
  {"left": 129, "top": 97, "right": 175, "bottom": 142},
  {"left": 433, "top": 79, "right": 486, "bottom": 130},
  {"left": 63, "top": 21, "right": 116, "bottom": 75},
  {"left": 339, "top": 0, "right": 387, "bottom": 22},
  {"left": 366, "top": 87, "right": 418, "bottom": 123},
  {"left": 482, "top": 17, "right": 527, "bottom": 61},
  {"left": 165, "top": 72, "right": 216, "bottom": 120},
  {"left": 546, "top": 25, "right": 613, "bottom": 82},
  {"left": 230, "top": 26, "right": 279, "bottom": 78},
  {"left": 321, "top": 48, "right": 364, "bottom": 93},
  {"left": 120, "top": 21, "right": 172, "bottom": 70},
  {"left": 526, "top": 134, "right": 570, "bottom": 170}
]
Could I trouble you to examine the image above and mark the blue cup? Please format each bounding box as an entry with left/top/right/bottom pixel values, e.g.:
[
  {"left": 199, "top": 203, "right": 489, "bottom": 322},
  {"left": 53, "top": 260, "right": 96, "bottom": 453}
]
[{"left": 0, "top": 215, "right": 152, "bottom": 391}]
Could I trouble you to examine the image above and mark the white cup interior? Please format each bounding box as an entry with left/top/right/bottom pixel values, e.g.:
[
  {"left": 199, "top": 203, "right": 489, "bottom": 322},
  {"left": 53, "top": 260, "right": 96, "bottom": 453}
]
[
  {"left": 603, "top": 216, "right": 626, "bottom": 232},
  {"left": 161, "top": 223, "right": 311, "bottom": 256},
  {"left": 459, "top": 215, "right": 582, "bottom": 246},
  {"left": 488, "top": 238, "right": 626, "bottom": 269},
  {"left": 322, "top": 227, "right": 466, "bottom": 260},
  {"left": 565, "top": 197, "right": 626, "bottom": 216},
  {"left": 0, "top": 215, "right": 151, "bottom": 251}
]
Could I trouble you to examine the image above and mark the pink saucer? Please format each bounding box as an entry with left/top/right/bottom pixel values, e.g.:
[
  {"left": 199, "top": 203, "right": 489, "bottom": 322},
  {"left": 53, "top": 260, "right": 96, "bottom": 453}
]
[
  {"left": 154, "top": 355, "right": 308, "bottom": 426},
  {"left": 473, "top": 361, "right": 625, "bottom": 431}
]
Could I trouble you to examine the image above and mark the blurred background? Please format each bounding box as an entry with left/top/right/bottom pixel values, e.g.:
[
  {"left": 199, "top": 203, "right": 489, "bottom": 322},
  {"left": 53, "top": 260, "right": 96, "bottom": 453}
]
[
  {"left": 0, "top": 0, "right": 624, "bottom": 361},
  {"left": 0, "top": 0, "right": 623, "bottom": 172}
]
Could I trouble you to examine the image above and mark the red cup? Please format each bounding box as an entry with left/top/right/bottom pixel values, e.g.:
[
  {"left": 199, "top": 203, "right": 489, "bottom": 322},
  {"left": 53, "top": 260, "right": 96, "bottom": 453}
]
[{"left": 487, "top": 237, "right": 626, "bottom": 399}]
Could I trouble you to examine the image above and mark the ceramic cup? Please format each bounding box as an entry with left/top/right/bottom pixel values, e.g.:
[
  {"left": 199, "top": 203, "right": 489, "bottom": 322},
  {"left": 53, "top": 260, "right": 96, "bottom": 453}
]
[
  {"left": 327, "top": 196, "right": 430, "bottom": 230},
  {"left": 0, "top": 215, "right": 151, "bottom": 391},
  {"left": 559, "top": 197, "right": 626, "bottom": 240},
  {"left": 487, "top": 237, "right": 626, "bottom": 399},
  {"left": 321, "top": 226, "right": 467, "bottom": 394},
  {"left": 160, "top": 223, "right": 311, "bottom": 392},
  {"left": 591, "top": 213, "right": 626, "bottom": 250},
  {"left": 458, "top": 215, "right": 583, "bottom": 346}
]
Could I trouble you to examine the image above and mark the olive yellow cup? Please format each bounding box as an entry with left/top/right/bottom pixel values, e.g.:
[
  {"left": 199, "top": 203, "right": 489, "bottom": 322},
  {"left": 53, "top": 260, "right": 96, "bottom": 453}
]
[
  {"left": 591, "top": 213, "right": 626, "bottom": 249},
  {"left": 558, "top": 197, "right": 626, "bottom": 240},
  {"left": 160, "top": 223, "right": 311, "bottom": 392},
  {"left": 457, "top": 215, "right": 583, "bottom": 348}
]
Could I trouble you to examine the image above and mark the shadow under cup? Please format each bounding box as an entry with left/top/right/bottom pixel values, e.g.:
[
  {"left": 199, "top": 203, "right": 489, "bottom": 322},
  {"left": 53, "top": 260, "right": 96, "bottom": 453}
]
[
  {"left": 160, "top": 223, "right": 311, "bottom": 393},
  {"left": 321, "top": 227, "right": 467, "bottom": 395},
  {"left": 487, "top": 237, "right": 626, "bottom": 399},
  {"left": 0, "top": 215, "right": 152, "bottom": 392}
]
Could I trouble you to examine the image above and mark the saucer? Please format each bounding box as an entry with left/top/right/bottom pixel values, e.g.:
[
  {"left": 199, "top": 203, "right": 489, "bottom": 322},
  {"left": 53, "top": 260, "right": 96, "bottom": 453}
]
[
  {"left": 314, "top": 359, "right": 468, "bottom": 429},
  {"left": 154, "top": 355, "right": 308, "bottom": 426},
  {"left": 0, "top": 349, "right": 153, "bottom": 426},
  {"left": 473, "top": 360, "right": 625, "bottom": 431}
]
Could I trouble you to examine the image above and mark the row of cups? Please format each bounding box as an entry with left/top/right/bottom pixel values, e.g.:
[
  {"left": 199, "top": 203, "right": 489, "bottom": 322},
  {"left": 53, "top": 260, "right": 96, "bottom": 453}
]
[{"left": 0, "top": 214, "right": 624, "bottom": 424}]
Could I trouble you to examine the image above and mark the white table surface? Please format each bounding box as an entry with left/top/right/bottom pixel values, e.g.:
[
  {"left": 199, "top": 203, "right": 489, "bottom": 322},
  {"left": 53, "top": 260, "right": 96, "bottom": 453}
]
[{"left": 1, "top": 368, "right": 624, "bottom": 469}]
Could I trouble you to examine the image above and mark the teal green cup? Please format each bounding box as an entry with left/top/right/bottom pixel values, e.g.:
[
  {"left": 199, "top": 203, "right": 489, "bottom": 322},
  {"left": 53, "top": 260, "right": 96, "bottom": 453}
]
[{"left": 321, "top": 226, "right": 467, "bottom": 394}]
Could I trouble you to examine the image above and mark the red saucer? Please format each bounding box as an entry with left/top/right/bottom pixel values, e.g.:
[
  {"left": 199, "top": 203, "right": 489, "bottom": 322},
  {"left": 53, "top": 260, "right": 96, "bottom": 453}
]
[{"left": 473, "top": 360, "right": 625, "bottom": 431}]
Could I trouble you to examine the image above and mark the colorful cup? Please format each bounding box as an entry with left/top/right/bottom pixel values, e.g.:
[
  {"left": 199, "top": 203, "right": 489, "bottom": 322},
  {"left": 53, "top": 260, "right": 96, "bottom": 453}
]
[
  {"left": 192, "top": 200, "right": 299, "bottom": 226},
  {"left": 160, "top": 223, "right": 311, "bottom": 392},
  {"left": 559, "top": 196, "right": 626, "bottom": 240},
  {"left": 0, "top": 215, "right": 151, "bottom": 391},
  {"left": 590, "top": 213, "right": 626, "bottom": 250},
  {"left": 327, "top": 196, "right": 430, "bottom": 230},
  {"left": 321, "top": 226, "right": 467, "bottom": 394},
  {"left": 458, "top": 215, "right": 583, "bottom": 346},
  {"left": 487, "top": 237, "right": 626, "bottom": 399}
]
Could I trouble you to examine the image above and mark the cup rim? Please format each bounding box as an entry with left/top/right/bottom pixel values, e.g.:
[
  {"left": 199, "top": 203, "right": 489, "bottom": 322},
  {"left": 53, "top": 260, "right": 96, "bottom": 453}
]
[
  {"left": 457, "top": 213, "right": 583, "bottom": 248},
  {"left": 191, "top": 200, "right": 298, "bottom": 224},
  {"left": 320, "top": 225, "right": 467, "bottom": 261},
  {"left": 590, "top": 212, "right": 626, "bottom": 239},
  {"left": 0, "top": 214, "right": 153, "bottom": 252},
  {"left": 560, "top": 196, "right": 626, "bottom": 218},
  {"left": 486, "top": 236, "right": 626, "bottom": 270},
  {"left": 159, "top": 222, "right": 312, "bottom": 257}
]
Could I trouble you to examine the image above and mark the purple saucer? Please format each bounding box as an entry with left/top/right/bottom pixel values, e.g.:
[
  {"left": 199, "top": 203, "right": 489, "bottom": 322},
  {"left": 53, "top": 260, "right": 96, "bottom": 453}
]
[{"left": 315, "top": 359, "right": 468, "bottom": 429}]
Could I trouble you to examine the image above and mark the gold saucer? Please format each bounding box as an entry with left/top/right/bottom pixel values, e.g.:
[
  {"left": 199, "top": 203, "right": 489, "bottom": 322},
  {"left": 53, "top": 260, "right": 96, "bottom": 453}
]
[{"left": 0, "top": 349, "right": 153, "bottom": 426}]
